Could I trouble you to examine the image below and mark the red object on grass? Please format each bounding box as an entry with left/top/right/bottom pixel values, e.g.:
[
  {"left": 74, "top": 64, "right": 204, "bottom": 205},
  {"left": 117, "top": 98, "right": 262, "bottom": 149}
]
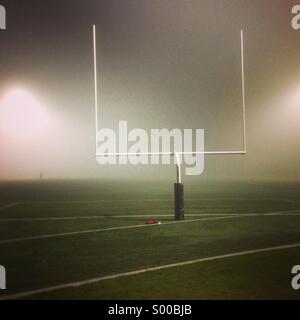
[{"left": 146, "top": 219, "right": 157, "bottom": 225}]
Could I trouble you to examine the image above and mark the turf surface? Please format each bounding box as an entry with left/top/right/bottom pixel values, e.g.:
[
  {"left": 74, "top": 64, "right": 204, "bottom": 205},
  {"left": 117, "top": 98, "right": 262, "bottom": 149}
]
[{"left": 0, "top": 179, "right": 300, "bottom": 299}]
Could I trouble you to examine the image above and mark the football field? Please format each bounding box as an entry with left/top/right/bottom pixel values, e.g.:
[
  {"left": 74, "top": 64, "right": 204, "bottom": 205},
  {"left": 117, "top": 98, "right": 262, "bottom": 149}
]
[{"left": 0, "top": 180, "right": 300, "bottom": 299}]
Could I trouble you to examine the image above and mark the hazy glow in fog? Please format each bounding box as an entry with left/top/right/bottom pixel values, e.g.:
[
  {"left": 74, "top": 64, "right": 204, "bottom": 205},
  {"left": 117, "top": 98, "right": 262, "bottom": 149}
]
[
  {"left": 275, "top": 85, "right": 300, "bottom": 129},
  {"left": 288, "top": 86, "right": 300, "bottom": 112},
  {"left": 0, "top": 88, "right": 49, "bottom": 142}
]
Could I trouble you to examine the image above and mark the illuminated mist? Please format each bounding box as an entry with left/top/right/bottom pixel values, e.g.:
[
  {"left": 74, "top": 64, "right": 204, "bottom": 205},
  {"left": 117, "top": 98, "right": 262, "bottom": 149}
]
[{"left": 0, "top": 0, "right": 299, "bottom": 181}]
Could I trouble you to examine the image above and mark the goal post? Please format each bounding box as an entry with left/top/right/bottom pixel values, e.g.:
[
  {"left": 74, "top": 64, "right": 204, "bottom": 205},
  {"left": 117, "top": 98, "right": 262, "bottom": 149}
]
[{"left": 92, "top": 25, "right": 247, "bottom": 221}]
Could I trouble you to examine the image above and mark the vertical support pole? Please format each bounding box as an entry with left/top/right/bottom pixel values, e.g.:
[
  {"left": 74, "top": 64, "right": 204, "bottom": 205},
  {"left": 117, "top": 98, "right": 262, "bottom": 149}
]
[
  {"left": 93, "top": 25, "right": 99, "bottom": 155},
  {"left": 240, "top": 29, "right": 247, "bottom": 153},
  {"left": 174, "top": 153, "right": 184, "bottom": 220}
]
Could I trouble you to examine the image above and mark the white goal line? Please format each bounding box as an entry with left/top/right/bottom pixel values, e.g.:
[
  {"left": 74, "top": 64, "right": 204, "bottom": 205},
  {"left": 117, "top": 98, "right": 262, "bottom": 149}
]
[
  {"left": 1, "top": 210, "right": 300, "bottom": 244},
  {"left": 2, "top": 242, "right": 300, "bottom": 300}
]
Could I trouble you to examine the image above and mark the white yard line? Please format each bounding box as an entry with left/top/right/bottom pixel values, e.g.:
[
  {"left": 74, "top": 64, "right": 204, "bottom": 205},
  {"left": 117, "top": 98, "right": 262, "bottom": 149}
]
[
  {"left": 0, "top": 209, "right": 300, "bottom": 223},
  {"left": 277, "top": 198, "right": 300, "bottom": 205},
  {"left": 2, "top": 242, "right": 300, "bottom": 300},
  {"left": 0, "top": 215, "right": 241, "bottom": 244},
  {"left": 9, "top": 197, "right": 300, "bottom": 205},
  {"left": 0, "top": 216, "right": 108, "bottom": 222},
  {"left": 1, "top": 210, "right": 300, "bottom": 244},
  {"left": 0, "top": 203, "right": 19, "bottom": 211},
  {"left": 17, "top": 199, "right": 174, "bottom": 204},
  {"left": 0, "top": 213, "right": 239, "bottom": 222}
]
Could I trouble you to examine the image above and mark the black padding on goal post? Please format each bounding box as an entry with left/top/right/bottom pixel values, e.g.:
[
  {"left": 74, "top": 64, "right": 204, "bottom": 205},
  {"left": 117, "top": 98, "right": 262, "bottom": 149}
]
[{"left": 174, "top": 183, "right": 184, "bottom": 221}]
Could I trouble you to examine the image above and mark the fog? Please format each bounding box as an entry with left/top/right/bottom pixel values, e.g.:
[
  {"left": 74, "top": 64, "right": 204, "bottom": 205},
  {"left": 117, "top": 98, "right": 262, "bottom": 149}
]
[{"left": 0, "top": 0, "right": 299, "bottom": 181}]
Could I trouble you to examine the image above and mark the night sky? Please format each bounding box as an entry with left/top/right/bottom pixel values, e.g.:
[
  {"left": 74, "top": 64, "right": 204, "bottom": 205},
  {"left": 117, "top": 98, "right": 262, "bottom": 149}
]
[{"left": 0, "top": 0, "right": 299, "bottom": 181}]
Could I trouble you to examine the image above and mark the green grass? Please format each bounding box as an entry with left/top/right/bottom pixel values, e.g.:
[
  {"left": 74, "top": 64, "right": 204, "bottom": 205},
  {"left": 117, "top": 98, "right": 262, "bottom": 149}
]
[
  {"left": 33, "top": 247, "right": 300, "bottom": 300},
  {"left": 0, "top": 180, "right": 300, "bottom": 299}
]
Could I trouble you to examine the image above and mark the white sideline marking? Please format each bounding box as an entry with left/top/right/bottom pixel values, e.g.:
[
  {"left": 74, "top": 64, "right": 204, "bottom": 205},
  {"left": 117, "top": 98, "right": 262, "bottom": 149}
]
[
  {"left": 0, "top": 210, "right": 300, "bottom": 244},
  {"left": 9, "top": 197, "right": 300, "bottom": 205},
  {"left": 278, "top": 198, "right": 300, "bottom": 205},
  {"left": 19, "top": 199, "right": 174, "bottom": 205},
  {"left": 0, "top": 213, "right": 240, "bottom": 222},
  {"left": 1, "top": 210, "right": 300, "bottom": 222},
  {"left": 0, "top": 203, "right": 19, "bottom": 211},
  {"left": 2, "top": 242, "right": 300, "bottom": 300},
  {"left": 0, "top": 215, "right": 241, "bottom": 244}
]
